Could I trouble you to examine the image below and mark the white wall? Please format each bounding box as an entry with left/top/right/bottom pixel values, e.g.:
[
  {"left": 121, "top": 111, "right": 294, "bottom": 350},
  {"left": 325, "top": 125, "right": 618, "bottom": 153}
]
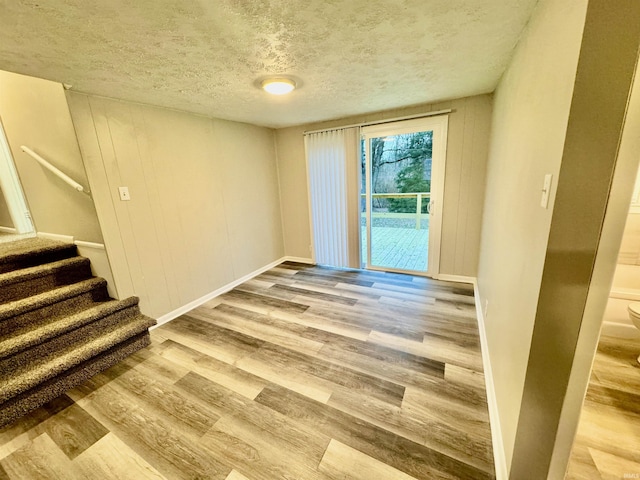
[
  {"left": 0, "top": 70, "right": 103, "bottom": 242},
  {"left": 275, "top": 94, "right": 492, "bottom": 276},
  {"left": 67, "top": 93, "right": 284, "bottom": 319},
  {"left": 476, "top": 0, "right": 588, "bottom": 471}
]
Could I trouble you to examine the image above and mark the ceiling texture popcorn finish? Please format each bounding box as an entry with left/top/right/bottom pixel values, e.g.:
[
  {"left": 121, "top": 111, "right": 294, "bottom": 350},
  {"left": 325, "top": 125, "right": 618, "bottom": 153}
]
[{"left": 0, "top": 0, "right": 538, "bottom": 128}]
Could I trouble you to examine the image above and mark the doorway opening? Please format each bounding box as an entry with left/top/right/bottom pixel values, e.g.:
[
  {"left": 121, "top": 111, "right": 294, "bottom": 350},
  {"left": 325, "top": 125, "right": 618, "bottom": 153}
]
[
  {"left": 361, "top": 116, "right": 448, "bottom": 276},
  {"left": 0, "top": 117, "right": 34, "bottom": 240}
]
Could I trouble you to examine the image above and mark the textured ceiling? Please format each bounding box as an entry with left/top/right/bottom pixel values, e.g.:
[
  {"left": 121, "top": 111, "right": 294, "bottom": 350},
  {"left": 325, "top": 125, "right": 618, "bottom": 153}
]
[{"left": 0, "top": 0, "right": 539, "bottom": 128}]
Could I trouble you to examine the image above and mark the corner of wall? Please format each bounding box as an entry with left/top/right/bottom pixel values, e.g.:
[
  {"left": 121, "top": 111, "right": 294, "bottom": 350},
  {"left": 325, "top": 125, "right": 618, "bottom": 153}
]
[{"left": 272, "top": 128, "right": 288, "bottom": 257}]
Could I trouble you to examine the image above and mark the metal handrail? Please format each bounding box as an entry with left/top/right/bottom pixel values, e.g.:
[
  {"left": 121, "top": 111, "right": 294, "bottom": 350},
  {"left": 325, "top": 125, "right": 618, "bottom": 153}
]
[{"left": 20, "top": 146, "right": 90, "bottom": 196}]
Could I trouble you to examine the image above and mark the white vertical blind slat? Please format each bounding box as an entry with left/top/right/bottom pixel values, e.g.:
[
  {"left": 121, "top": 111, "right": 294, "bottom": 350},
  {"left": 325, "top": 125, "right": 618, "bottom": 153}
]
[{"left": 306, "top": 128, "right": 359, "bottom": 268}]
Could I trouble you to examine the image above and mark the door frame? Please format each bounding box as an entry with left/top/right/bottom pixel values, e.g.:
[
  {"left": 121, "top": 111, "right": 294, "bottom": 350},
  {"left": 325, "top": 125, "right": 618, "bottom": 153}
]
[
  {"left": 361, "top": 115, "right": 448, "bottom": 277},
  {"left": 0, "top": 117, "right": 34, "bottom": 234}
]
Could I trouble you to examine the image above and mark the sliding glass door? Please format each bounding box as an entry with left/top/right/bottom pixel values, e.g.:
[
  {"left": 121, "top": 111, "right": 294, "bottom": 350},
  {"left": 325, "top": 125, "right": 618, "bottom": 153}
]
[{"left": 361, "top": 116, "right": 448, "bottom": 276}]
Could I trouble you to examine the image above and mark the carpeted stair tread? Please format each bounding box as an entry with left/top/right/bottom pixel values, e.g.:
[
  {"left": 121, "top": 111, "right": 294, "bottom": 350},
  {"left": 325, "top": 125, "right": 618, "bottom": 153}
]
[
  {"left": 0, "top": 277, "right": 107, "bottom": 322},
  {"left": 0, "top": 332, "right": 151, "bottom": 428},
  {"left": 0, "top": 238, "right": 77, "bottom": 274},
  {"left": 0, "top": 313, "right": 155, "bottom": 402},
  {"left": 1, "top": 301, "right": 144, "bottom": 372},
  {"left": 0, "top": 297, "right": 140, "bottom": 360},
  {"left": 0, "top": 237, "right": 156, "bottom": 427},
  {"left": 0, "top": 257, "right": 92, "bottom": 304}
]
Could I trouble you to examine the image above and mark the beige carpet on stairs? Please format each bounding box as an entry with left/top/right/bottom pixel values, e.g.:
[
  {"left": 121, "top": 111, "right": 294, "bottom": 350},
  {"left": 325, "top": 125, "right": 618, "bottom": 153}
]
[{"left": 0, "top": 237, "right": 156, "bottom": 427}]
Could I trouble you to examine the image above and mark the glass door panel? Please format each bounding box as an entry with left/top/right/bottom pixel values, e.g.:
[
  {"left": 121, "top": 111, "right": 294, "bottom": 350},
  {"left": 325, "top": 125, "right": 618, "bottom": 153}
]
[{"left": 361, "top": 116, "right": 447, "bottom": 276}]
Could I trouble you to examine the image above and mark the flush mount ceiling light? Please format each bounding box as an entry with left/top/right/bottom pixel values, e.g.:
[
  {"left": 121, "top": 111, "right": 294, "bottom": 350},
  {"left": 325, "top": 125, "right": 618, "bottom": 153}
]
[{"left": 261, "top": 78, "right": 296, "bottom": 95}]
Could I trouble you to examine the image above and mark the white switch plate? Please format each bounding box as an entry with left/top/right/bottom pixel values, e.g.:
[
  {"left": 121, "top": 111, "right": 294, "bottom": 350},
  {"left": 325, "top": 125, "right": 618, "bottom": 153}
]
[
  {"left": 118, "top": 186, "right": 131, "bottom": 201},
  {"left": 540, "top": 174, "right": 553, "bottom": 209}
]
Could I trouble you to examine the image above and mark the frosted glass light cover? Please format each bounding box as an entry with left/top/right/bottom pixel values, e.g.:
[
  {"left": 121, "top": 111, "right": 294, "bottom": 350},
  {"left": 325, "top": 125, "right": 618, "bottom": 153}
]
[{"left": 262, "top": 78, "right": 296, "bottom": 95}]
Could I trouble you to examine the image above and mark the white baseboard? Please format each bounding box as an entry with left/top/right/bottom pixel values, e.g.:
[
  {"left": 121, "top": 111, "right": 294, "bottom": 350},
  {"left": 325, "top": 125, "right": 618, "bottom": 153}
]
[
  {"left": 37, "top": 231, "right": 74, "bottom": 243},
  {"left": 436, "top": 273, "right": 475, "bottom": 284},
  {"left": 601, "top": 321, "right": 640, "bottom": 339},
  {"left": 282, "top": 256, "right": 315, "bottom": 264},
  {"left": 0, "top": 226, "right": 17, "bottom": 234},
  {"left": 610, "top": 288, "right": 640, "bottom": 302},
  {"left": 474, "top": 280, "right": 508, "bottom": 480},
  {"left": 152, "top": 256, "right": 288, "bottom": 329}
]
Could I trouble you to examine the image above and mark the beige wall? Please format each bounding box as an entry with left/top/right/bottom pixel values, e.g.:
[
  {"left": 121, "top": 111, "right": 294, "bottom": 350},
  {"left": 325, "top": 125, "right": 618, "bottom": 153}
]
[
  {"left": 617, "top": 212, "right": 640, "bottom": 265},
  {"left": 0, "top": 187, "right": 13, "bottom": 228},
  {"left": 476, "top": 0, "right": 588, "bottom": 471},
  {"left": 275, "top": 94, "right": 492, "bottom": 276},
  {"left": 0, "top": 70, "right": 102, "bottom": 242},
  {"left": 67, "top": 93, "right": 284, "bottom": 319}
]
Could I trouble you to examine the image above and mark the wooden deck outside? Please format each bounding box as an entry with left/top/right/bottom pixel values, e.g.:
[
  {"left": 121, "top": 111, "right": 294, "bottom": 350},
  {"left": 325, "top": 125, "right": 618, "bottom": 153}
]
[{"left": 361, "top": 226, "right": 429, "bottom": 272}]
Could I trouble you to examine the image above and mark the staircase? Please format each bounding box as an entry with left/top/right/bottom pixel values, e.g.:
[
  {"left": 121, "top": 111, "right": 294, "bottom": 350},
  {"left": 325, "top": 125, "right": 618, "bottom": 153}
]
[{"left": 0, "top": 237, "right": 156, "bottom": 427}]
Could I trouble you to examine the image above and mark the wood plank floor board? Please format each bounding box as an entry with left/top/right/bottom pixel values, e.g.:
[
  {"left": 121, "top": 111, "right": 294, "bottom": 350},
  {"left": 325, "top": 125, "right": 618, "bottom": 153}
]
[
  {"left": 305, "top": 301, "right": 478, "bottom": 345},
  {"left": 327, "top": 387, "right": 494, "bottom": 473},
  {"left": 319, "top": 438, "right": 419, "bottom": 480},
  {"left": 566, "top": 444, "right": 603, "bottom": 480},
  {"left": 30, "top": 402, "right": 108, "bottom": 460},
  {"left": 316, "top": 333, "right": 446, "bottom": 377},
  {"left": 0, "top": 262, "right": 495, "bottom": 480},
  {"left": 0, "top": 395, "right": 75, "bottom": 449},
  {"left": 315, "top": 343, "right": 446, "bottom": 391},
  {"left": 444, "top": 364, "right": 487, "bottom": 395},
  {"left": 0, "top": 433, "right": 81, "bottom": 480},
  {"left": 80, "top": 382, "right": 232, "bottom": 480},
  {"left": 266, "top": 308, "right": 372, "bottom": 342},
  {"left": 220, "top": 289, "right": 309, "bottom": 314},
  {"left": 567, "top": 334, "right": 640, "bottom": 479},
  {"left": 309, "top": 291, "right": 477, "bottom": 330},
  {"left": 72, "top": 433, "right": 167, "bottom": 480},
  {"left": 293, "top": 270, "right": 376, "bottom": 288},
  {"left": 153, "top": 339, "right": 268, "bottom": 400},
  {"left": 174, "top": 372, "right": 333, "bottom": 462},
  {"left": 235, "top": 351, "right": 334, "bottom": 403},
  {"left": 189, "top": 304, "right": 325, "bottom": 355},
  {"left": 368, "top": 330, "right": 484, "bottom": 372},
  {"left": 160, "top": 315, "right": 266, "bottom": 364},
  {"left": 400, "top": 391, "right": 492, "bottom": 445},
  {"left": 244, "top": 341, "right": 407, "bottom": 407},
  {"left": 256, "top": 384, "right": 493, "bottom": 480},
  {"left": 225, "top": 470, "right": 251, "bottom": 480},
  {"left": 101, "top": 365, "right": 220, "bottom": 437},
  {"left": 288, "top": 280, "right": 383, "bottom": 303},
  {"left": 203, "top": 417, "right": 334, "bottom": 480},
  {"left": 584, "top": 383, "right": 640, "bottom": 416},
  {"left": 201, "top": 301, "right": 447, "bottom": 379},
  {"left": 307, "top": 300, "right": 435, "bottom": 343},
  {"left": 402, "top": 381, "right": 489, "bottom": 420}
]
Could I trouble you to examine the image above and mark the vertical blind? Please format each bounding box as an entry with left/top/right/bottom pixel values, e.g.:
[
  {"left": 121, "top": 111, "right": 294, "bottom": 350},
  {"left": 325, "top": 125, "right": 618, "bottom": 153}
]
[{"left": 305, "top": 127, "right": 360, "bottom": 268}]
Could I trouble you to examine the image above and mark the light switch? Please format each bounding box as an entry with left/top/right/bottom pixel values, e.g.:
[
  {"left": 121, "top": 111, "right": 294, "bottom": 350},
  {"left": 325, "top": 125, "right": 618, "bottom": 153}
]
[
  {"left": 540, "top": 174, "right": 553, "bottom": 209},
  {"left": 118, "top": 186, "right": 131, "bottom": 201}
]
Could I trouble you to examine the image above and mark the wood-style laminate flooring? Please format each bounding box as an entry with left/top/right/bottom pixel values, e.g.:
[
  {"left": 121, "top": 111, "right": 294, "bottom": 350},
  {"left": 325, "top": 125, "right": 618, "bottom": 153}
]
[
  {"left": 566, "top": 334, "right": 640, "bottom": 479},
  {"left": 0, "top": 262, "right": 495, "bottom": 480}
]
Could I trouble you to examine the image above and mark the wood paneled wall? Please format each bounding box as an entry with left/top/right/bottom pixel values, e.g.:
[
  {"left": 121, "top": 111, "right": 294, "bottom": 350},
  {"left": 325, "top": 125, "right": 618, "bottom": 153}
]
[
  {"left": 275, "top": 94, "right": 492, "bottom": 277},
  {"left": 0, "top": 71, "right": 103, "bottom": 242},
  {"left": 67, "top": 93, "right": 284, "bottom": 319}
]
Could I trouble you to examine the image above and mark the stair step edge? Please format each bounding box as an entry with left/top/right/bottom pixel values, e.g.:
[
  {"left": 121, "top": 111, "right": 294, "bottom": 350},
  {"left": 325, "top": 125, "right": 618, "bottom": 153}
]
[
  {"left": 0, "top": 296, "right": 141, "bottom": 359},
  {"left": 0, "top": 257, "right": 91, "bottom": 289},
  {"left": 0, "top": 241, "right": 77, "bottom": 267},
  {"left": 0, "top": 333, "right": 151, "bottom": 428},
  {"left": 0, "top": 277, "right": 107, "bottom": 322},
  {"left": 0, "top": 314, "right": 155, "bottom": 402}
]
